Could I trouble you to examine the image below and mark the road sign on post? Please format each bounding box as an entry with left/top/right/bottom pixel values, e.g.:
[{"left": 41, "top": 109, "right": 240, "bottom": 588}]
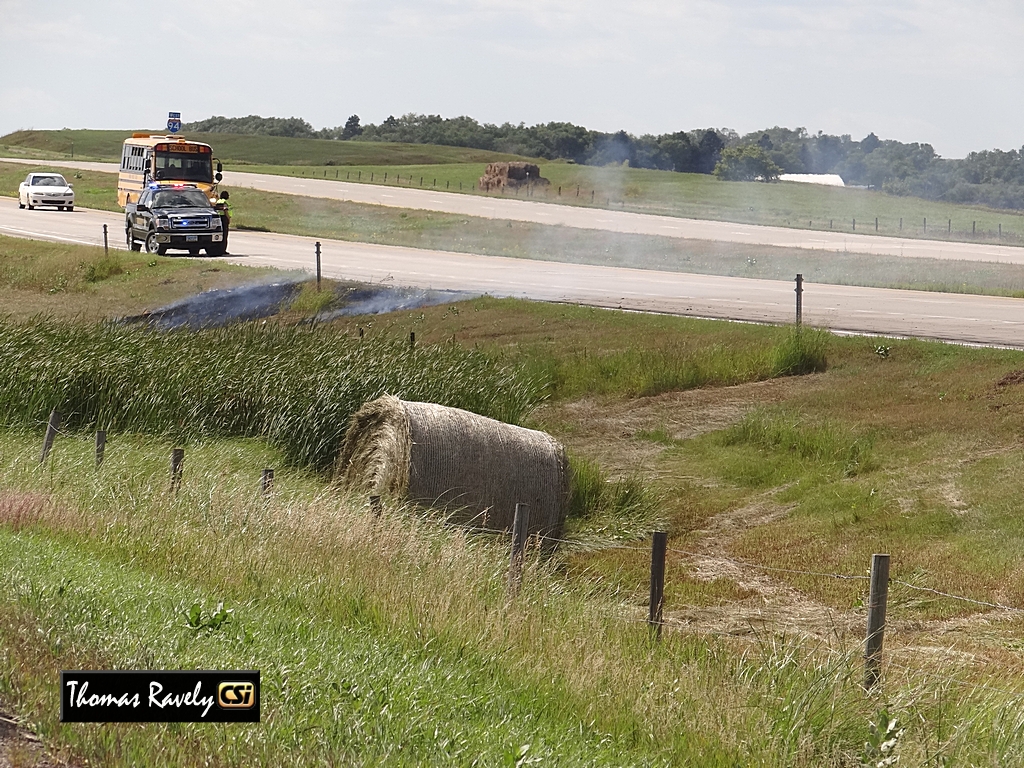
[{"left": 167, "top": 112, "right": 182, "bottom": 134}]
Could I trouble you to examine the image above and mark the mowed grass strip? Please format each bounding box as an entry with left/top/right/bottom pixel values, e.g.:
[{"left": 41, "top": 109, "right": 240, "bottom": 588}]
[
  {"left": 0, "top": 233, "right": 289, "bottom": 320},
  {"left": 3, "top": 434, "right": 1024, "bottom": 766}
]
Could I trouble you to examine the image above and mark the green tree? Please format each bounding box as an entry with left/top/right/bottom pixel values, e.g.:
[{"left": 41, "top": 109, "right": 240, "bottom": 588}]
[
  {"left": 341, "top": 115, "right": 363, "bottom": 140},
  {"left": 713, "top": 145, "right": 782, "bottom": 182}
]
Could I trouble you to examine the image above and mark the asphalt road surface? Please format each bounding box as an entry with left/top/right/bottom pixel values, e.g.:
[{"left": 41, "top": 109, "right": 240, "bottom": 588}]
[
  {"left": 4, "top": 198, "right": 1024, "bottom": 348},
  {"left": 4, "top": 157, "right": 1024, "bottom": 264}
]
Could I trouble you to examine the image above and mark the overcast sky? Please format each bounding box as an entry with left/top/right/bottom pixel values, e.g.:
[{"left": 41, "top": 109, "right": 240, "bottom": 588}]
[{"left": 2, "top": 0, "right": 1022, "bottom": 158}]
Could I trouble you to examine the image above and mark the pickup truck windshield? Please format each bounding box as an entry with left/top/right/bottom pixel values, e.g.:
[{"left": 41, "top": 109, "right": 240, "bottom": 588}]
[{"left": 152, "top": 189, "right": 211, "bottom": 208}]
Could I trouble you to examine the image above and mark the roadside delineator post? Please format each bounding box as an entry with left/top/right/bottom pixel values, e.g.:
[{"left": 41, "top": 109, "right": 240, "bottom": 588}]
[
  {"left": 864, "top": 553, "right": 891, "bottom": 690},
  {"left": 795, "top": 274, "right": 804, "bottom": 326},
  {"left": 315, "top": 241, "right": 322, "bottom": 292},
  {"left": 649, "top": 531, "right": 668, "bottom": 639},
  {"left": 103, "top": 224, "right": 109, "bottom": 255}
]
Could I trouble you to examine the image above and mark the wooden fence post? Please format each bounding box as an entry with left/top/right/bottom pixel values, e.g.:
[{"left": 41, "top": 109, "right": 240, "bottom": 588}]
[
  {"left": 260, "top": 468, "right": 274, "bottom": 496},
  {"left": 95, "top": 430, "right": 106, "bottom": 468},
  {"left": 39, "top": 409, "right": 62, "bottom": 464},
  {"left": 507, "top": 503, "right": 530, "bottom": 594},
  {"left": 649, "top": 531, "right": 668, "bottom": 638},
  {"left": 170, "top": 448, "right": 185, "bottom": 493},
  {"left": 864, "top": 553, "right": 891, "bottom": 690}
]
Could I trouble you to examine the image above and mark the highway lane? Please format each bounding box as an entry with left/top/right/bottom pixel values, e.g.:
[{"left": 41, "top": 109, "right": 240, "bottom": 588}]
[
  {"left": 4, "top": 157, "right": 1024, "bottom": 264},
  {"left": 3, "top": 198, "right": 1024, "bottom": 348}
]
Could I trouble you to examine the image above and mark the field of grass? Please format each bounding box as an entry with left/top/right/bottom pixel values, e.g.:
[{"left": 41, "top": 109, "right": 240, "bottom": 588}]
[
  {"left": 0, "top": 129, "right": 538, "bottom": 166},
  {"left": 4, "top": 130, "right": 1023, "bottom": 246},
  {"left": 5, "top": 307, "right": 1024, "bottom": 762}
]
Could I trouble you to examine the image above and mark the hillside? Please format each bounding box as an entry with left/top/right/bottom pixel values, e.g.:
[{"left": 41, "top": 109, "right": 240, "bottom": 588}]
[{"left": 0, "top": 129, "right": 541, "bottom": 166}]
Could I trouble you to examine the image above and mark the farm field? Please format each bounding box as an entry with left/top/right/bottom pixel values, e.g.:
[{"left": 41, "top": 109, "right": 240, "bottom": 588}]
[
  {"left": 7, "top": 162, "right": 1024, "bottom": 301},
  {"left": 3, "top": 231, "right": 1024, "bottom": 763},
  {"left": 3, "top": 130, "right": 1023, "bottom": 246}
]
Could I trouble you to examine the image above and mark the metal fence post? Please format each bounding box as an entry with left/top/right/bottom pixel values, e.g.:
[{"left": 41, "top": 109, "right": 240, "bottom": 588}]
[{"left": 649, "top": 531, "right": 668, "bottom": 638}]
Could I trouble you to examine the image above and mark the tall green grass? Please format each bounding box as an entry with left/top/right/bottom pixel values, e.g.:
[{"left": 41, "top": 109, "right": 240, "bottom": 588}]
[
  {"left": 0, "top": 319, "right": 542, "bottom": 472},
  {"left": 538, "top": 327, "right": 829, "bottom": 399}
]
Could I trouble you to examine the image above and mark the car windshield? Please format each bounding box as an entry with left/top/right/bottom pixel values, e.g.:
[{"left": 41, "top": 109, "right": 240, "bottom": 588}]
[
  {"left": 31, "top": 175, "right": 67, "bottom": 187},
  {"left": 152, "top": 189, "right": 211, "bottom": 208}
]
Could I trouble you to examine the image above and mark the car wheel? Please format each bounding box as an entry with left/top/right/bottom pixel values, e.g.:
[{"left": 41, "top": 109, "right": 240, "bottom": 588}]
[
  {"left": 18, "top": 202, "right": 24, "bottom": 209},
  {"left": 205, "top": 244, "right": 226, "bottom": 257},
  {"left": 145, "top": 231, "right": 164, "bottom": 255},
  {"left": 67, "top": 206, "right": 74, "bottom": 212},
  {"left": 58, "top": 206, "right": 65, "bottom": 211},
  {"left": 188, "top": 247, "right": 200, "bottom": 256},
  {"left": 126, "top": 229, "right": 141, "bottom": 252},
  {"left": 27, "top": 204, "right": 34, "bottom": 210}
]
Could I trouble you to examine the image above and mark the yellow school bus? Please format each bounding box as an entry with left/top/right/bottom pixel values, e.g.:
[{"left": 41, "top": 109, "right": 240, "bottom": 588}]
[{"left": 117, "top": 133, "right": 223, "bottom": 207}]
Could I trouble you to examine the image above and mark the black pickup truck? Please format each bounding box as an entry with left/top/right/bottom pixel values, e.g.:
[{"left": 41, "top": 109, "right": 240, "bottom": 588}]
[{"left": 125, "top": 185, "right": 225, "bottom": 256}]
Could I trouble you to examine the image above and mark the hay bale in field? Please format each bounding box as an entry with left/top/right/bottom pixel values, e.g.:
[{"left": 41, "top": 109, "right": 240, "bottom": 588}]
[
  {"left": 336, "top": 395, "right": 569, "bottom": 537},
  {"left": 478, "top": 162, "right": 550, "bottom": 191}
]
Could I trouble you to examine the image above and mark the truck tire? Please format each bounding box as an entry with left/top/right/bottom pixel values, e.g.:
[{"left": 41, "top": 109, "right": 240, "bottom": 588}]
[{"left": 145, "top": 231, "right": 167, "bottom": 256}]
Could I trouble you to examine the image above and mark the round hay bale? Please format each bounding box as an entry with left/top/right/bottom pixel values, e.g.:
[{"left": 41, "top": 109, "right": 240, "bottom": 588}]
[{"left": 336, "top": 395, "right": 569, "bottom": 537}]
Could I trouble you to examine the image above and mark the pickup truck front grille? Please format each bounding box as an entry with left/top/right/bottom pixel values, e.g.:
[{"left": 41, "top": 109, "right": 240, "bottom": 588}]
[{"left": 170, "top": 216, "right": 213, "bottom": 230}]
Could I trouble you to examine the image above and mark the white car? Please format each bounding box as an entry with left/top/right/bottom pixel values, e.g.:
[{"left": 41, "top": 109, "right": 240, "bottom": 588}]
[{"left": 18, "top": 172, "right": 75, "bottom": 211}]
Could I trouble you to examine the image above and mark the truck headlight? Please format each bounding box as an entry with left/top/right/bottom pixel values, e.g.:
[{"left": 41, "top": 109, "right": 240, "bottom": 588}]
[{"left": 156, "top": 217, "right": 170, "bottom": 229}]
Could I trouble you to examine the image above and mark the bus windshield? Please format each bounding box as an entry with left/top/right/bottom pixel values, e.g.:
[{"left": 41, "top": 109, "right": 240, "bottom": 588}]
[{"left": 154, "top": 151, "right": 212, "bottom": 183}]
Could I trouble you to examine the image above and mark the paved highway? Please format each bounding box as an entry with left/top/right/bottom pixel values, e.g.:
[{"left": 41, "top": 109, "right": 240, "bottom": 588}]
[
  {"left": 3, "top": 157, "right": 1024, "bottom": 264},
  {"left": 3, "top": 198, "right": 1024, "bottom": 348}
]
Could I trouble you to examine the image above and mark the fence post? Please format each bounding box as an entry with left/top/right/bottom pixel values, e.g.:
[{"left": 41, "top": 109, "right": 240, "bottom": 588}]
[
  {"left": 170, "top": 448, "right": 185, "bottom": 493},
  {"left": 864, "top": 553, "right": 890, "bottom": 690},
  {"left": 260, "top": 468, "right": 274, "bottom": 496},
  {"left": 875, "top": 217, "right": 878, "bottom": 232},
  {"left": 924, "top": 217, "right": 927, "bottom": 233},
  {"left": 103, "top": 224, "right": 109, "bottom": 255},
  {"left": 948, "top": 219, "right": 951, "bottom": 234},
  {"left": 899, "top": 217, "right": 903, "bottom": 232},
  {"left": 999, "top": 223, "right": 1002, "bottom": 238},
  {"left": 409, "top": 331, "right": 415, "bottom": 349},
  {"left": 795, "top": 274, "right": 804, "bottom": 325},
  {"left": 853, "top": 218, "right": 856, "bottom": 231},
  {"left": 648, "top": 531, "right": 667, "bottom": 638},
  {"left": 39, "top": 409, "right": 62, "bottom": 464},
  {"left": 95, "top": 430, "right": 106, "bottom": 468},
  {"left": 973, "top": 221, "right": 976, "bottom": 236},
  {"left": 315, "top": 241, "right": 322, "bottom": 292},
  {"left": 507, "top": 503, "right": 530, "bottom": 594}
]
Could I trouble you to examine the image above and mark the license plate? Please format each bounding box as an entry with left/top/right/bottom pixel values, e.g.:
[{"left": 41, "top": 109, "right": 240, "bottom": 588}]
[{"left": 186, "top": 235, "right": 198, "bottom": 242}]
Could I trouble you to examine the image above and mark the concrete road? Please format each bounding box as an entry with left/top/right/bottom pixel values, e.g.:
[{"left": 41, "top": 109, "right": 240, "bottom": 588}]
[
  {"left": 4, "top": 157, "right": 1023, "bottom": 264},
  {"left": 3, "top": 198, "right": 1024, "bottom": 348}
]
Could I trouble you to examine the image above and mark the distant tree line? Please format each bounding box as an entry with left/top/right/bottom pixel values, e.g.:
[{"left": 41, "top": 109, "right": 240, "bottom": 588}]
[{"left": 183, "top": 114, "right": 1024, "bottom": 210}]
